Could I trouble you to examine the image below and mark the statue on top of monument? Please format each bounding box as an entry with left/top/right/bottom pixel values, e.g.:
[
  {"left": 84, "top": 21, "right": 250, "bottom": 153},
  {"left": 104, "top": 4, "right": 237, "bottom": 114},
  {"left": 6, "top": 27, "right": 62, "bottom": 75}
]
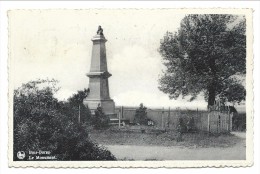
[{"left": 97, "top": 25, "right": 103, "bottom": 35}]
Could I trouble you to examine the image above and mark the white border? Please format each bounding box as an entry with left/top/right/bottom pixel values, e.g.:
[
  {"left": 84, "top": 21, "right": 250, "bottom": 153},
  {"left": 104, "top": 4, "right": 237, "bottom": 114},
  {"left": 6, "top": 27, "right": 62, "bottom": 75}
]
[
  {"left": 1, "top": 1, "right": 260, "bottom": 173},
  {"left": 7, "top": 8, "right": 254, "bottom": 168}
]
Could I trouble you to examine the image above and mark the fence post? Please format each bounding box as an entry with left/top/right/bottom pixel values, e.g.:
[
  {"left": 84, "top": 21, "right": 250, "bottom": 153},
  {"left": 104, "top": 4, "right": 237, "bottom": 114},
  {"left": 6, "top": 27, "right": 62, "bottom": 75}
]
[
  {"left": 196, "top": 108, "right": 199, "bottom": 129},
  {"left": 218, "top": 115, "right": 220, "bottom": 133},
  {"left": 228, "top": 108, "right": 232, "bottom": 132},
  {"left": 121, "top": 106, "right": 124, "bottom": 119},
  {"left": 168, "top": 107, "right": 170, "bottom": 128},
  {"left": 224, "top": 111, "right": 227, "bottom": 131},
  {"left": 207, "top": 112, "right": 210, "bottom": 133},
  {"left": 118, "top": 106, "right": 122, "bottom": 129},
  {"left": 162, "top": 107, "right": 164, "bottom": 129}
]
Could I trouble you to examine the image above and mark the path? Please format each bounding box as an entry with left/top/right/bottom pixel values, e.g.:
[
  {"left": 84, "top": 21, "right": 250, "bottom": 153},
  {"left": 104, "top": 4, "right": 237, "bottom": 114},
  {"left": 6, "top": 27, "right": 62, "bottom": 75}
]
[{"left": 104, "top": 132, "right": 246, "bottom": 160}]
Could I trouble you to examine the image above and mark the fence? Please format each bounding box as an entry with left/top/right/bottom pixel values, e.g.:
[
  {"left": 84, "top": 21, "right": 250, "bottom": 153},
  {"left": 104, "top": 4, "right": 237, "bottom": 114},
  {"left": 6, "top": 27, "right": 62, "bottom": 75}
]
[
  {"left": 232, "top": 113, "right": 246, "bottom": 131},
  {"left": 114, "top": 106, "right": 232, "bottom": 133}
]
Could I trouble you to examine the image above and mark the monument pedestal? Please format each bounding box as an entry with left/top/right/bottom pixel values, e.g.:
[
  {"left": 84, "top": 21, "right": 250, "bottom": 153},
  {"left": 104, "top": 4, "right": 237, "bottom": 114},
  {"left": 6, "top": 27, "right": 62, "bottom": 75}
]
[
  {"left": 83, "top": 26, "right": 116, "bottom": 116},
  {"left": 83, "top": 99, "right": 115, "bottom": 115}
]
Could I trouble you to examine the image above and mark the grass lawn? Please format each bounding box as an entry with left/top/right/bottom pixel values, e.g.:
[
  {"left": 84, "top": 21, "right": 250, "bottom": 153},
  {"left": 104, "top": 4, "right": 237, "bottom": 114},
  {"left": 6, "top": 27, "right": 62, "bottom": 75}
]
[{"left": 88, "top": 127, "right": 243, "bottom": 148}]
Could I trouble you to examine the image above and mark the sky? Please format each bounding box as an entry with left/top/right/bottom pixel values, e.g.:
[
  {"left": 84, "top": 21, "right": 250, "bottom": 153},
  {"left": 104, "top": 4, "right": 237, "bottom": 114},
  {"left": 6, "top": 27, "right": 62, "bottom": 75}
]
[{"left": 9, "top": 9, "right": 210, "bottom": 109}]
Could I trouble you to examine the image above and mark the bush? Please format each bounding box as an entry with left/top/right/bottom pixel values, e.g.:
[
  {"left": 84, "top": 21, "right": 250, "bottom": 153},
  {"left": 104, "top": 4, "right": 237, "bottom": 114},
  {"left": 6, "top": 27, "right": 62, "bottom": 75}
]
[
  {"left": 134, "top": 103, "right": 148, "bottom": 125},
  {"left": 91, "top": 105, "right": 110, "bottom": 129},
  {"left": 13, "top": 79, "right": 116, "bottom": 161},
  {"left": 52, "top": 122, "right": 115, "bottom": 160}
]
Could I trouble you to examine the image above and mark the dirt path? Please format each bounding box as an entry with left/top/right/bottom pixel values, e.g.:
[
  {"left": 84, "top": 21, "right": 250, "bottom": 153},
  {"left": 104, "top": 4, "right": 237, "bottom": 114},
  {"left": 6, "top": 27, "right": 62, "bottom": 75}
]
[
  {"left": 104, "top": 132, "right": 246, "bottom": 160},
  {"left": 231, "top": 131, "right": 246, "bottom": 139}
]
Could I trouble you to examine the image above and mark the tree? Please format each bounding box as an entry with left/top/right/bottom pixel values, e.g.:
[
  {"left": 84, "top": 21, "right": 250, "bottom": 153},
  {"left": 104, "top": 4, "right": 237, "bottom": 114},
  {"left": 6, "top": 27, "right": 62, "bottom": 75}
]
[
  {"left": 13, "top": 79, "right": 60, "bottom": 158},
  {"left": 92, "top": 105, "right": 110, "bottom": 129},
  {"left": 159, "top": 14, "right": 246, "bottom": 106},
  {"left": 68, "top": 88, "right": 90, "bottom": 106},
  {"left": 134, "top": 103, "right": 148, "bottom": 125},
  {"left": 13, "top": 79, "right": 116, "bottom": 161},
  {"left": 65, "top": 88, "right": 91, "bottom": 124}
]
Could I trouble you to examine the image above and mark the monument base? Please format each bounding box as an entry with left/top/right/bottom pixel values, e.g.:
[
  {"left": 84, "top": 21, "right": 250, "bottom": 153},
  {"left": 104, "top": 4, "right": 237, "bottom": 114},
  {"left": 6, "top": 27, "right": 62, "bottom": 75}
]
[{"left": 83, "top": 99, "right": 115, "bottom": 115}]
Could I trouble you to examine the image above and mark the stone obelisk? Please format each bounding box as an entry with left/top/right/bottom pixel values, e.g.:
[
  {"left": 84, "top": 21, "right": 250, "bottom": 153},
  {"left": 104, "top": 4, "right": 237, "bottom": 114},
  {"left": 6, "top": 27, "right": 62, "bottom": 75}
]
[{"left": 83, "top": 26, "right": 115, "bottom": 115}]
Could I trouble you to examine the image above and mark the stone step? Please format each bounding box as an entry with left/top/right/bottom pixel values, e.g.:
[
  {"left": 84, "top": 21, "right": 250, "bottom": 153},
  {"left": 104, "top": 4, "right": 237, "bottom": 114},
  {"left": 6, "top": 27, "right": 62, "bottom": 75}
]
[
  {"left": 110, "top": 118, "right": 119, "bottom": 121},
  {"left": 109, "top": 117, "right": 129, "bottom": 126},
  {"left": 109, "top": 122, "right": 124, "bottom": 125}
]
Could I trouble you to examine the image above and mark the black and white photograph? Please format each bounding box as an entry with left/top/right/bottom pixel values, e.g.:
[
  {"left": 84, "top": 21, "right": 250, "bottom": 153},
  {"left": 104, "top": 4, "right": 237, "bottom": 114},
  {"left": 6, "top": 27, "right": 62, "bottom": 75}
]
[{"left": 8, "top": 9, "right": 253, "bottom": 167}]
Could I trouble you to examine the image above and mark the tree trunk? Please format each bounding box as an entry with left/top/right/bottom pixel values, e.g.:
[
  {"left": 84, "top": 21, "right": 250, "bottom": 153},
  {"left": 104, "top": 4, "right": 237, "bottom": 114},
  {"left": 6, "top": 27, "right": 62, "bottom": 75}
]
[
  {"left": 208, "top": 84, "right": 216, "bottom": 106},
  {"left": 208, "top": 56, "right": 217, "bottom": 107}
]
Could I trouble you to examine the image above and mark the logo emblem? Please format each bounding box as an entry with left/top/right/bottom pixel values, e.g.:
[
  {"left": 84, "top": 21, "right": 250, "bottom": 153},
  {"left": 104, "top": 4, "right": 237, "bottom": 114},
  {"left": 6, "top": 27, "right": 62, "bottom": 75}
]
[{"left": 17, "top": 151, "right": 26, "bottom": 160}]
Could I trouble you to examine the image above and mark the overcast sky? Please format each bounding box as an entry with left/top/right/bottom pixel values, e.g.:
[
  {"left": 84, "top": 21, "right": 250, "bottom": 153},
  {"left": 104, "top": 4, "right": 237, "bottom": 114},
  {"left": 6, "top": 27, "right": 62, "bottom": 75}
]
[{"left": 9, "top": 9, "right": 209, "bottom": 109}]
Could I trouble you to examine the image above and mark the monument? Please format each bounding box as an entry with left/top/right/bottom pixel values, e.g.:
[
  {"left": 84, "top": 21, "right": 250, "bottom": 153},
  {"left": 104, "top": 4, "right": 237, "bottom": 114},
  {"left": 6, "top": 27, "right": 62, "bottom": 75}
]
[{"left": 83, "top": 26, "right": 115, "bottom": 115}]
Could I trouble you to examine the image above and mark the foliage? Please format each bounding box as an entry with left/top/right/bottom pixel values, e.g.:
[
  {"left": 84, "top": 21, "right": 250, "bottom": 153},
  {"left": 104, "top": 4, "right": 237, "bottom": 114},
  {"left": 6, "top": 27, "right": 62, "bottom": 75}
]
[
  {"left": 63, "top": 88, "right": 92, "bottom": 124},
  {"left": 68, "top": 88, "right": 89, "bottom": 106},
  {"left": 159, "top": 14, "right": 246, "bottom": 106},
  {"left": 134, "top": 103, "right": 148, "bottom": 125},
  {"left": 92, "top": 105, "right": 110, "bottom": 130},
  {"left": 219, "top": 78, "right": 246, "bottom": 104},
  {"left": 232, "top": 113, "right": 246, "bottom": 131},
  {"left": 13, "top": 79, "right": 116, "bottom": 161}
]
